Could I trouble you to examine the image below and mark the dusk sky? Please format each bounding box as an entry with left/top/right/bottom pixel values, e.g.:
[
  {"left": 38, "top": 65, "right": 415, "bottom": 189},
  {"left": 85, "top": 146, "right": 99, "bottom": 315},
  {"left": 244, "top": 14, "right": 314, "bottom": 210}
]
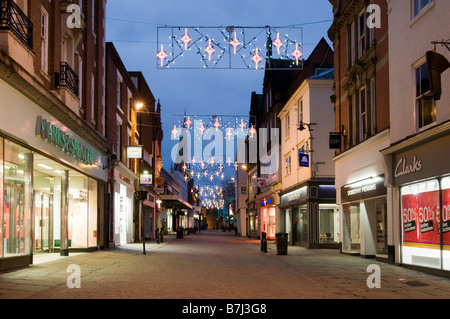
[{"left": 105, "top": 0, "right": 334, "bottom": 171}]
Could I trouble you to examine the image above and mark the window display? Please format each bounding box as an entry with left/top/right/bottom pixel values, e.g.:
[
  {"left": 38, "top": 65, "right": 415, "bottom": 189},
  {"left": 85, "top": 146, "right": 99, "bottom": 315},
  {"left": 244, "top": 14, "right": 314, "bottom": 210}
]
[
  {"left": 401, "top": 180, "right": 440, "bottom": 269},
  {"left": 4, "top": 140, "right": 32, "bottom": 257},
  {"left": 319, "top": 204, "right": 339, "bottom": 244}
]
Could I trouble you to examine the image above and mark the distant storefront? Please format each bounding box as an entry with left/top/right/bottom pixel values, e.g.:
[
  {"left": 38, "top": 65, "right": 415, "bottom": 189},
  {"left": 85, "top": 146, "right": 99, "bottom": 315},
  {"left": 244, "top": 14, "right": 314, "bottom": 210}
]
[{"left": 279, "top": 180, "right": 338, "bottom": 249}]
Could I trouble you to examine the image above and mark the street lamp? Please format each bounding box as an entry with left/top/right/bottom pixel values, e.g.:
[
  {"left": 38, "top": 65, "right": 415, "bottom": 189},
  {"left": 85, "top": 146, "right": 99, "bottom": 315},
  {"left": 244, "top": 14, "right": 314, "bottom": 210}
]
[{"left": 298, "top": 121, "right": 317, "bottom": 132}]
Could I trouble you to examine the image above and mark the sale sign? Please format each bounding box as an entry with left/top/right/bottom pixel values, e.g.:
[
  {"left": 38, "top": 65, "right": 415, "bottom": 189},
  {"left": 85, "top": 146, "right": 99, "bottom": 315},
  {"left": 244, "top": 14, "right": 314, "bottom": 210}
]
[
  {"left": 442, "top": 189, "right": 450, "bottom": 246},
  {"left": 402, "top": 190, "right": 440, "bottom": 246}
]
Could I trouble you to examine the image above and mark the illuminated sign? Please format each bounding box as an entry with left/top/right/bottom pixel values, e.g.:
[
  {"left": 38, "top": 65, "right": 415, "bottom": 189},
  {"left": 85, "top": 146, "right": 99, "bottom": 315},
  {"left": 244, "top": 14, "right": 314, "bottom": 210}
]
[
  {"left": 35, "top": 116, "right": 94, "bottom": 165},
  {"left": 127, "top": 146, "right": 143, "bottom": 159},
  {"left": 261, "top": 198, "right": 273, "bottom": 206},
  {"left": 341, "top": 175, "right": 386, "bottom": 202},
  {"left": 140, "top": 172, "right": 153, "bottom": 186}
]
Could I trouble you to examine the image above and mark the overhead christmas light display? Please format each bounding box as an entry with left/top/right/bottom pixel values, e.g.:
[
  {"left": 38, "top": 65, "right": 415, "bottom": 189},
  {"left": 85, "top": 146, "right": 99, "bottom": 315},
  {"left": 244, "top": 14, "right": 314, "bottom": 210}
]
[{"left": 157, "top": 26, "right": 304, "bottom": 69}]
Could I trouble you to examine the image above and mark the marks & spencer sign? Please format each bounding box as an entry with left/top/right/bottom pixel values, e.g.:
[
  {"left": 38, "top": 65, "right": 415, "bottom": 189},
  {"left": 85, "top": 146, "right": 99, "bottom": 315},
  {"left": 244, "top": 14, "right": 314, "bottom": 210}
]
[{"left": 35, "top": 116, "right": 94, "bottom": 165}]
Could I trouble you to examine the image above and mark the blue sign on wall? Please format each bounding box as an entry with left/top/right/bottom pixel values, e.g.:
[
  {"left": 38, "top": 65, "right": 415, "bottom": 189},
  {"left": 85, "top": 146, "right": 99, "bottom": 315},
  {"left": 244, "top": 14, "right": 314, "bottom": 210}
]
[{"left": 299, "top": 153, "right": 310, "bottom": 168}]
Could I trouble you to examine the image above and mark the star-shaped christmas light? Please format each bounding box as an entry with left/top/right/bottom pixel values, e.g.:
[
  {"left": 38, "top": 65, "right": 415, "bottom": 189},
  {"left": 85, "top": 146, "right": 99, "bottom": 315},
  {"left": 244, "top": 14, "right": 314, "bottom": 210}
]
[
  {"left": 184, "top": 116, "right": 192, "bottom": 129},
  {"left": 181, "top": 28, "right": 191, "bottom": 50},
  {"left": 213, "top": 118, "right": 221, "bottom": 131},
  {"left": 229, "top": 32, "right": 241, "bottom": 55},
  {"left": 252, "top": 48, "right": 263, "bottom": 69},
  {"left": 172, "top": 126, "right": 179, "bottom": 138},
  {"left": 273, "top": 33, "right": 283, "bottom": 55},
  {"left": 249, "top": 125, "right": 257, "bottom": 138},
  {"left": 205, "top": 39, "right": 215, "bottom": 61},
  {"left": 292, "top": 43, "right": 303, "bottom": 66},
  {"left": 226, "top": 128, "right": 233, "bottom": 140},
  {"left": 239, "top": 119, "right": 246, "bottom": 131},
  {"left": 157, "top": 44, "right": 168, "bottom": 67}
]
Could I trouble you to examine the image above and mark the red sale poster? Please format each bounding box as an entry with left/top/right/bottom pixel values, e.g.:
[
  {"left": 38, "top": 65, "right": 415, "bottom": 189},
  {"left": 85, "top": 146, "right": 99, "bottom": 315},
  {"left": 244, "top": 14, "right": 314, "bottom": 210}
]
[
  {"left": 402, "top": 190, "right": 440, "bottom": 247},
  {"left": 442, "top": 189, "right": 450, "bottom": 247}
]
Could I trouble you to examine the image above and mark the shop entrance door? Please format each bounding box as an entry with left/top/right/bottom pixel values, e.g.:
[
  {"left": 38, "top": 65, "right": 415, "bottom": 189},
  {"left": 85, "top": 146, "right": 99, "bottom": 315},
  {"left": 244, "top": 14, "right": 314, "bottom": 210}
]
[{"left": 34, "top": 192, "right": 52, "bottom": 253}]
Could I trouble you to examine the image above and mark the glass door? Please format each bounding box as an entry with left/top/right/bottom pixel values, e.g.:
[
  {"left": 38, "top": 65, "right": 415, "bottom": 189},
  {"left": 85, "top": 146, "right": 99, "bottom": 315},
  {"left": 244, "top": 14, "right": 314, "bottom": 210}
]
[{"left": 34, "top": 192, "right": 52, "bottom": 253}]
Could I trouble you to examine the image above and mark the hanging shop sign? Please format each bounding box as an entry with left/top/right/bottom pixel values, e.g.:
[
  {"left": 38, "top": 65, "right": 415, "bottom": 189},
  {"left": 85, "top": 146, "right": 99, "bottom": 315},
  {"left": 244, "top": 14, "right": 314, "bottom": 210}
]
[
  {"left": 140, "top": 172, "right": 153, "bottom": 186},
  {"left": 329, "top": 132, "right": 342, "bottom": 149},
  {"left": 35, "top": 116, "right": 94, "bottom": 165},
  {"left": 127, "top": 145, "right": 143, "bottom": 159},
  {"left": 299, "top": 153, "right": 310, "bottom": 168}
]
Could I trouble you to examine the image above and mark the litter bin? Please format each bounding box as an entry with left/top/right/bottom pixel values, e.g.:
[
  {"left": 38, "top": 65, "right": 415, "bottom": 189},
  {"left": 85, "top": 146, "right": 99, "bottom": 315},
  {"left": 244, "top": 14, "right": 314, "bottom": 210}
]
[
  {"left": 275, "top": 233, "right": 288, "bottom": 255},
  {"left": 177, "top": 227, "right": 184, "bottom": 239}
]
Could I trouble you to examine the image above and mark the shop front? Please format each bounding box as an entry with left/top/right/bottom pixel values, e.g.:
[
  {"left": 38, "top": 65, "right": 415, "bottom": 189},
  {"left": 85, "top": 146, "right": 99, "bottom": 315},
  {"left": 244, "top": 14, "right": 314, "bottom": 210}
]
[
  {"left": 113, "top": 164, "right": 136, "bottom": 246},
  {"left": 279, "top": 181, "right": 338, "bottom": 249},
  {"left": 0, "top": 78, "right": 108, "bottom": 270},
  {"left": 383, "top": 130, "right": 450, "bottom": 273},
  {"left": 340, "top": 175, "right": 388, "bottom": 259}
]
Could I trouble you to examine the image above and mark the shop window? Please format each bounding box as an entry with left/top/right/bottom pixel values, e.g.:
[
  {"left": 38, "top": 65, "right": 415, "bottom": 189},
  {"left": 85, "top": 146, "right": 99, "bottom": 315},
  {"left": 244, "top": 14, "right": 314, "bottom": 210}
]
[
  {"left": 342, "top": 203, "right": 360, "bottom": 253},
  {"left": 319, "top": 204, "right": 339, "bottom": 244},
  {"left": 68, "top": 172, "right": 88, "bottom": 248},
  {"left": 0, "top": 138, "right": 3, "bottom": 258},
  {"left": 88, "top": 178, "right": 98, "bottom": 247},
  {"left": 4, "top": 140, "right": 32, "bottom": 257},
  {"left": 401, "top": 180, "right": 440, "bottom": 269},
  {"left": 442, "top": 177, "right": 450, "bottom": 270},
  {"left": 375, "top": 198, "right": 388, "bottom": 255}
]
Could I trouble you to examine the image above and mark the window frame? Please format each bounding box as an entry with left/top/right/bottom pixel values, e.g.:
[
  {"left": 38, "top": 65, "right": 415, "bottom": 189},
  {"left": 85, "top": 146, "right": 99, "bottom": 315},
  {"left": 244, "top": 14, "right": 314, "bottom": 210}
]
[{"left": 415, "top": 62, "right": 436, "bottom": 130}]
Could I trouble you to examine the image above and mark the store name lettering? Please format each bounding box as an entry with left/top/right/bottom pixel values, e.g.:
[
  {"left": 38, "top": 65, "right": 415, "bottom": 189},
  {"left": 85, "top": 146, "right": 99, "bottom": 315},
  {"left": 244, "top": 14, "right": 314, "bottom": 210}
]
[
  {"left": 347, "top": 184, "right": 377, "bottom": 197},
  {"left": 395, "top": 156, "right": 422, "bottom": 178},
  {"left": 36, "top": 116, "right": 94, "bottom": 165}
]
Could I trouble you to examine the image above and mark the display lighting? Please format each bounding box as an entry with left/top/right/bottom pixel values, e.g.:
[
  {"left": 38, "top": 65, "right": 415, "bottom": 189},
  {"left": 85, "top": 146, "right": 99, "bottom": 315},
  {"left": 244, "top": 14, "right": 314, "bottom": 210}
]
[
  {"left": 205, "top": 39, "right": 215, "bottom": 61},
  {"left": 185, "top": 116, "right": 192, "bottom": 129},
  {"left": 292, "top": 43, "right": 303, "bottom": 66},
  {"left": 181, "top": 28, "right": 191, "bottom": 50},
  {"left": 273, "top": 33, "right": 283, "bottom": 55},
  {"left": 229, "top": 32, "right": 241, "bottom": 54},
  {"left": 157, "top": 44, "right": 168, "bottom": 67},
  {"left": 252, "top": 48, "right": 263, "bottom": 69},
  {"left": 172, "top": 126, "right": 179, "bottom": 138}
]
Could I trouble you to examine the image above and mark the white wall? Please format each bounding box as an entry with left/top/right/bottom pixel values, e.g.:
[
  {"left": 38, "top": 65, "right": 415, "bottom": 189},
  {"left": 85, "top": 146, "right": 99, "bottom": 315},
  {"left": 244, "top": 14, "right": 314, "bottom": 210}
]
[{"left": 388, "top": 0, "right": 450, "bottom": 143}]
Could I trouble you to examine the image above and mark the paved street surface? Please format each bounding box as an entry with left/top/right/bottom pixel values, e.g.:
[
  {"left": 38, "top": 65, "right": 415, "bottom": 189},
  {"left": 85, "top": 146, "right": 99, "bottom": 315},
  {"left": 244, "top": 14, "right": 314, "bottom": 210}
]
[{"left": 1, "top": 230, "right": 450, "bottom": 300}]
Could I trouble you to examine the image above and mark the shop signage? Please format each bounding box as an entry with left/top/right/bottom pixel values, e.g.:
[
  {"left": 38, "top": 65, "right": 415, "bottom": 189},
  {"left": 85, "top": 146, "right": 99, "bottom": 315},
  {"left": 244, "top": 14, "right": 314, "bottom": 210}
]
[
  {"left": 280, "top": 186, "right": 307, "bottom": 207},
  {"left": 395, "top": 156, "right": 423, "bottom": 179},
  {"left": 140, "top": 172, "right": 153, "bottom": 186},
  {"left": 261, "top": 198, "right": 272, "bottom": 206},
  {"left": 341, "top": 175, "right": 386, "bottom": 203},
  {"left": 329, "top": 132, "right": 342, "bottom": 149},
  {"left": 299, "top": 153, "right": 309, "bottom": 168},
  {"left": 127, "top": 146, "right": 143, "bottom": 159},
  {"left": 35, "top": 116, "right": 94, "bottom": 165}
]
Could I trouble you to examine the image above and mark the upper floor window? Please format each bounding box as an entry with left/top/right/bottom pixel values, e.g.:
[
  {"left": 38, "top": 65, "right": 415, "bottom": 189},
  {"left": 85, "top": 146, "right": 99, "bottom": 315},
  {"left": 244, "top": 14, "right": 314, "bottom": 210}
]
[
  {"left": 117, "top": 77, "right": 122, "bottom": 108},
  {"left": 416, "top": 63, "right": 436, "bottom": 129},
  {"left": 40, "top": 8, "right": 49, "bottom": 73},
  {"left": 413, "top": 0, "right": 433, "bottom": 17},
  {"left": 298, "top": 99, "right": 303, "bottom": 125},
  {"left": 285, "top": 113, "right": 290, "bottom": 139},
  {"left": 358, "top": 11, "right": 366, "bottom": 59},
  {"left": 285, "top": 155, "right": 292, "bottom": 175}
]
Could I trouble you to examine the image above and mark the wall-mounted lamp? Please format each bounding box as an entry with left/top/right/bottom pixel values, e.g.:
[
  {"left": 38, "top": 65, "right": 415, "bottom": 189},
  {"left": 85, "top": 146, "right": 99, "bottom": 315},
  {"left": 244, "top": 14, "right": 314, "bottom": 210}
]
[
  {"left": 135, "top": 102, "right": 144, "bottom": 110},
  {"left": 298, "top": 121, "right": 317, "bottom": 132},
  {"left": 103, "top": 153, "right": 118, "bottom": 170}
]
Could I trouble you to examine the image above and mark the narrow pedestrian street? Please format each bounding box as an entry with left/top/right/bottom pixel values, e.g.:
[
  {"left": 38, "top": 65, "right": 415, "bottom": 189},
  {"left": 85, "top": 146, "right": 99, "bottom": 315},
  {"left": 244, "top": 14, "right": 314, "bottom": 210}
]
[{"left": 1, "top": 231, "right": 450, "bottom": 301}]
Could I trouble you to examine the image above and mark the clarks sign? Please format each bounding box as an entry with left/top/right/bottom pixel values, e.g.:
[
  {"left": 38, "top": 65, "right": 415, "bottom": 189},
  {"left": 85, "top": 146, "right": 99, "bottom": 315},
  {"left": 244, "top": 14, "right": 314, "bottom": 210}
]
[
  {"left": 395, "top": 156, "right": 423, "bottom": 178},
  {"left": 35, "top": 116, "right": 94, "bottom": 165}
]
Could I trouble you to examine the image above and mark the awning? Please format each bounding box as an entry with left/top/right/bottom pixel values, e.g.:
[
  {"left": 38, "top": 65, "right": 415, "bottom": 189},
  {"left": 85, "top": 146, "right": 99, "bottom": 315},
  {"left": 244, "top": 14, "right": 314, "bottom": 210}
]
[{"left": 159, "top": 194, "right": 192, "bottom": 210}]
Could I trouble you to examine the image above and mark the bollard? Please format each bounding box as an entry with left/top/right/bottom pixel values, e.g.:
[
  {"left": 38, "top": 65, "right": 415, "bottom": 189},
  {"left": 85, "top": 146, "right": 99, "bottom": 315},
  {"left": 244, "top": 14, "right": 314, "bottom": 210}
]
[
  {"left": 156, "top": 228, "right": 160, "bottom": 244},
  {"left": 261, "top": 232, "right": 267, "bottom": 253}
]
